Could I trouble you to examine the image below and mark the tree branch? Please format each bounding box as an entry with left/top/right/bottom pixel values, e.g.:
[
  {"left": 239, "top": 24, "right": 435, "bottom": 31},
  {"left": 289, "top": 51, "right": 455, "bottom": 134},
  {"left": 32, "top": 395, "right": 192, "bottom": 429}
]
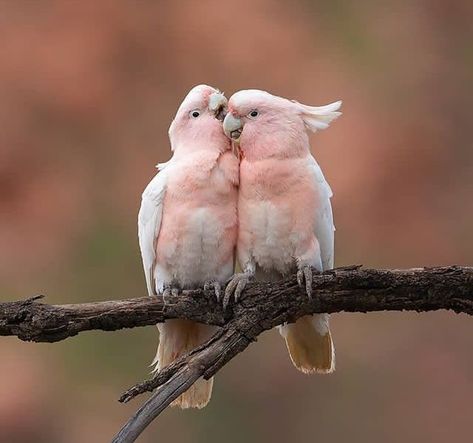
[
  {"left": 0, "top": 292, "right": 225, "bottom": 343},
  {"left": 1, "top": 266, "right": 472, "bottom": 443},
  {"left": 2, "top": 266, "right": 471, "bottom": 344}
]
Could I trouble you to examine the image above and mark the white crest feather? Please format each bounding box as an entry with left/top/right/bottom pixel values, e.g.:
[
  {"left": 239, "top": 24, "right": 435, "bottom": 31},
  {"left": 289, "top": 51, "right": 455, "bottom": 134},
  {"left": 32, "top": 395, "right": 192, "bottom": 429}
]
[{"left": 295, "top": 100, "right": 342, "bottom": 132}]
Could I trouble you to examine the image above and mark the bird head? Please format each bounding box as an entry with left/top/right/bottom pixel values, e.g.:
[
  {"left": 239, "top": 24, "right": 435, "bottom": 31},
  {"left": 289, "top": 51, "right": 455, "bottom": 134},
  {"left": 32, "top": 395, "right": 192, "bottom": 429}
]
[
  {"left": 223, "top": 89, "right": 342, "bottom": 161},
  {"left": 168, "top": 85, "right": 229, "bottom": 153}
]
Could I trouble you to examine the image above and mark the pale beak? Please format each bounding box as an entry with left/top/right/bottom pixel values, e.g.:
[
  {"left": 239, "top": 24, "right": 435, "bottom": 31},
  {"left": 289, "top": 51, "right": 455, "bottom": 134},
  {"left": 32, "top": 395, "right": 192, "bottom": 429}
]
[
  {"left": 223, "top": 113, "right": 243, "bottom": 141},
  {"left": 209, "top": 92, "right": 227, "bottom": 121}
]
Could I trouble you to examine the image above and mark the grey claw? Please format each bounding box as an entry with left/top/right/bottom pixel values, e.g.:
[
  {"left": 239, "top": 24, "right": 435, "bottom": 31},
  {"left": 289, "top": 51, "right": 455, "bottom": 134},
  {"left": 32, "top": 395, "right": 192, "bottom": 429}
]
[
  {"left": 223, "top": 281, "right": 235, "bottom": 311},
  {"left": 304, "top": 266, "right": 312, "bottom": 299},
  {"left": 234, "top": 279, "right": 246, "bottom": 302},
  {"left": 204, "top": 280, "right": 221, "bottom": 302},
  {"left": 223, "top": 273, "right": 251, "bottom": 311},
  {"left": 297, "top": 269, "right": 304, "bottom": 287},
  {"left": 297, "top": 266, "right": 313, "bottom": 299},
  {"left": 214, "top": 282, "right": 221, "bottom": 301},
  {"left": 222, "top": 290, "right": 230, "bottom": 311},
  {"left": 171, "top": 288, "right": 179, "bottom": 297}
]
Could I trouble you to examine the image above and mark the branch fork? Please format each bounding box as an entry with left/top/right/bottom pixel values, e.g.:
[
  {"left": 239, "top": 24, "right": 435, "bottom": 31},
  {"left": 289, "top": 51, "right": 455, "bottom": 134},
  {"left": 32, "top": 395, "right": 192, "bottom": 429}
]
[{"left": 1, "top": 266, "right": 472, "bottom": 442}]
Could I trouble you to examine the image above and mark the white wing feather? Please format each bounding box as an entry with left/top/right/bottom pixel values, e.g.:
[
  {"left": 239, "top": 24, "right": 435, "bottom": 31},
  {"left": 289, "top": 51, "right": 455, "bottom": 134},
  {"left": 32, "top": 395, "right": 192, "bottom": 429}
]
[
  {"left": 308, "top": 156, "right": 335, "bottom": 270},
  {"left": 138, "top": 162, "right": 170, "bottom": 296}
]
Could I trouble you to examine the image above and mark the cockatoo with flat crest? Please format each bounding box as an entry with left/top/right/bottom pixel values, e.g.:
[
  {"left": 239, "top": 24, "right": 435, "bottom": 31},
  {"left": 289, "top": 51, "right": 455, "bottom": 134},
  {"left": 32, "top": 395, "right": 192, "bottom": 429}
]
[
  {"left": 138, "top": 85, "right": 238, "bottom": 408},
  {"left": 223, "top": 89, "right": 341, "bottom": 374}
]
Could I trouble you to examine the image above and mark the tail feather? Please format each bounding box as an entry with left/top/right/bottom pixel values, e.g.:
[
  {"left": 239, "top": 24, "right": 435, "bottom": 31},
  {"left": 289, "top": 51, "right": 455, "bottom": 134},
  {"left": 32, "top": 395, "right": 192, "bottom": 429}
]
[
  {"left": 279, "top": 314, "right": 335, "bottom": 374},
  {"left": 255, "top": 267, "right": 335, "bottom": 374},
  {"left": 155, "top": 319, "right": 213, "bottom": 409}
]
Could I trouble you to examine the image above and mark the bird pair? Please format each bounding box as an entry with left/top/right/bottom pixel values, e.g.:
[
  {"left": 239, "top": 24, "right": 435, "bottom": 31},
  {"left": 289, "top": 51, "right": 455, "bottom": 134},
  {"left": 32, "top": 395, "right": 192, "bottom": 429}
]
[{"left": 138, "top": 85, "right": 342, "bottom": 409}]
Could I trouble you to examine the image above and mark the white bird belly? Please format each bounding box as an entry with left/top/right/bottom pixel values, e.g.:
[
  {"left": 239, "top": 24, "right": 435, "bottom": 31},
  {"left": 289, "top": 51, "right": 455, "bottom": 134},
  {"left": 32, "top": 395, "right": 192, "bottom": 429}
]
[
  {"left": 244, "top": 201, "right": 300, "bottom": 275},
  {"left": 156, "top": 206, "right": 234, "bottom": 290}
]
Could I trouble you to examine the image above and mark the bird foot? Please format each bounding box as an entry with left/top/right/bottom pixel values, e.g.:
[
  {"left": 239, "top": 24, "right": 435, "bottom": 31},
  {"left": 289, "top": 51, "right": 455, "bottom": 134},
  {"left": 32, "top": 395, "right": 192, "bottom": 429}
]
[
  {"left": 162, "top": 283, "right": 180, "bottom": 301},
  {"left": 204, "top": 280, "right": 222, "bottom": 302},
  {"left": 223, "top": 271, "right": 253, "bottom": 311}
]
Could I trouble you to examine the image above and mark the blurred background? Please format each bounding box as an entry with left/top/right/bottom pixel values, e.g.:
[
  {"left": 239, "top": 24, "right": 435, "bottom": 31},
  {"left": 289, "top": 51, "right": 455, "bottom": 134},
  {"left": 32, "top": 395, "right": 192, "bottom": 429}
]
[{"left": 1, "top": 1, "right": 472, "bottom": 442}]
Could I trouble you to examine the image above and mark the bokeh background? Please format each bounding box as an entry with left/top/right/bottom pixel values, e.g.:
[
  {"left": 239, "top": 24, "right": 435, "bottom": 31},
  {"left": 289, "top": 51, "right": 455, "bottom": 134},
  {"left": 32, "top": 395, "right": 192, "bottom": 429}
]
[{"left": 1, "top": 1, "right": 472, "bottom": 442}]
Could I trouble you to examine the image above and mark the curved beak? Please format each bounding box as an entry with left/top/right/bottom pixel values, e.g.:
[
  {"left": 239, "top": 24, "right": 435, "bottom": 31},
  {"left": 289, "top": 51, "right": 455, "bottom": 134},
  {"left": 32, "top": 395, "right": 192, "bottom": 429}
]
[
  {"left": 223, "top": 113, "right": 243, "bottom": 141},
  {"left": 209, "top": 92, "right": 227, "bottom": 121}
]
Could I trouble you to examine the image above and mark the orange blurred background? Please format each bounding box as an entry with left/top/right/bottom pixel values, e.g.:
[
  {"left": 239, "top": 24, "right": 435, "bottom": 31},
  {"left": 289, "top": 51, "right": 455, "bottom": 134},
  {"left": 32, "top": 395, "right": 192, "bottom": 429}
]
[{"left": 1, "top": 1, "right": 472, "bottom": 442}]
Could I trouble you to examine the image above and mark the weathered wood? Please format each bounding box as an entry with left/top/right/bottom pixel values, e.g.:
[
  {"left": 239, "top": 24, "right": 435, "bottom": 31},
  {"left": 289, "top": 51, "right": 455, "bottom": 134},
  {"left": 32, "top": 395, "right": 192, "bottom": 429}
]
[
  {"left": 0, "top": 293, "right": 225, "bottom": 342},
  {"left": 1, "top": 266, "right": 472, "bottom": 443},
  {"left": 111, "top": 265, "right": 473, "bottom": 443},
  {"left": 1, "top": 266, "right": 471, "bottom": 344}
]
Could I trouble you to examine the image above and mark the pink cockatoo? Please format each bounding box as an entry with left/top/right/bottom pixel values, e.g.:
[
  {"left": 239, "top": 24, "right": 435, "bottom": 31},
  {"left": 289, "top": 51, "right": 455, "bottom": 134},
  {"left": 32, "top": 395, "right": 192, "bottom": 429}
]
[
  {"left": 223, "top": 89, "right": 341, "bottom": 374},
  {"left": 138, "top": 85, "right": 239, "bottom": 408}
]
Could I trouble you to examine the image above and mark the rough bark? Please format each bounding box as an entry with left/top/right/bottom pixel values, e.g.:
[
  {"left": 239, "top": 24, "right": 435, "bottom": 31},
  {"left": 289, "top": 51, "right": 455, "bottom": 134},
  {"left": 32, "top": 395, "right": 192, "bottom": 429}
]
[
  {"left": 111, "top": 265, "right": 473, "bottom": 442},
  {"left": 1, "top": 266, "right": 471, "bottom": 344},
  {"left": 0, "top": 293, "right": 225, "bottom": 343},
  {"left": 1, "top": 266, "right": 472, "bottom": 443}
]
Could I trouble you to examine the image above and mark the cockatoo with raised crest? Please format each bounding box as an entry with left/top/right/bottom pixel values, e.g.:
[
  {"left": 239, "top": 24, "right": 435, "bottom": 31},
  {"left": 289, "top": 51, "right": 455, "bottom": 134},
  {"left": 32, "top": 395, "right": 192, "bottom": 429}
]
[
  {"left": 138, "top": 85, "right": 238, "bottom": 408},
  {"left": 223, "top": 89, "right": 341, "bottom": 374}
]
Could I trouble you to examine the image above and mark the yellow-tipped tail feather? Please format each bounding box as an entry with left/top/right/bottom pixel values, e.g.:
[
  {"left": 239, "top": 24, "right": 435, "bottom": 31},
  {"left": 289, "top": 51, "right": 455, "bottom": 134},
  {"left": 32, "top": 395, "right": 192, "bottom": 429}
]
[
  {"left": 280, "top": 315, "right": 335, "bottom": 374},
  {"left": 155, "top": 319, "right": 213, "bottom": 409}
]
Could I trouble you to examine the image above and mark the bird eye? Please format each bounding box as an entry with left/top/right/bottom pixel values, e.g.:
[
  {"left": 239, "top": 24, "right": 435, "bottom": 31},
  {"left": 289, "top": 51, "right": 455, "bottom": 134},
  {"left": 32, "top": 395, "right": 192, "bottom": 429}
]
[
  {"left": 248, "top": 110, "right": 259, "bottom": 118},
  {"left": 189, "top": 110, "right": 201, "bottom": 118}
]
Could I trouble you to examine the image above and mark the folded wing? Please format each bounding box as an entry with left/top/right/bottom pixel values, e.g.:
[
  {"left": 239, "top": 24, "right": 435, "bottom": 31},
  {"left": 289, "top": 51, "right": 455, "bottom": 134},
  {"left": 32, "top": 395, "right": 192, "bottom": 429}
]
[{"left": 138, "top": 162, "right": 170, "bottom": 296}]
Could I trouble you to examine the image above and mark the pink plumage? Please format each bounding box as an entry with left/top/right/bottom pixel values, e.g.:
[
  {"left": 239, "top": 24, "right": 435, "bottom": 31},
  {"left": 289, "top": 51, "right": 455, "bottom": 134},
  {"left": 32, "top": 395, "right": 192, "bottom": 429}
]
[
  {"left": 224, "top": 89, "right": 341, "bottom": 373},
  {"left": 138, "top": 85, "right": 238, "bottom": 408}
]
